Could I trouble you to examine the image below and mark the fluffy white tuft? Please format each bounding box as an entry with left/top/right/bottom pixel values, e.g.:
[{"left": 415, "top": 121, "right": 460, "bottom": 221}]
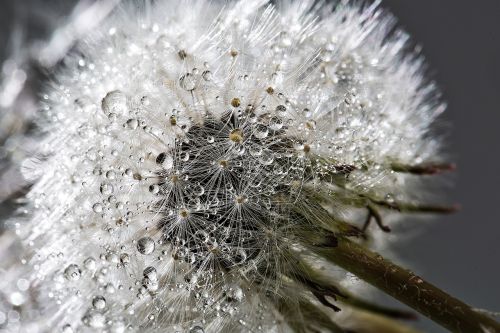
[{"left": 0, "top": 1, "right": 446, "bottom": 332}]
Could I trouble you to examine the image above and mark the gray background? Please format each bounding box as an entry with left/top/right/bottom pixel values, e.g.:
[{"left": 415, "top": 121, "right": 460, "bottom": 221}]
[
  {"left": 1, "top": 1, "right": 499, "bottom": 332},
  {"left": 382, "top": 1, "right": 500, "bottom": 332}
]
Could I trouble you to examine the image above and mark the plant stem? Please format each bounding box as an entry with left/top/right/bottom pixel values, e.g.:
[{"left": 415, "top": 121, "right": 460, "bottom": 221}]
[{"left": 313, "top": 238, "right": 500, "bottom": 333}]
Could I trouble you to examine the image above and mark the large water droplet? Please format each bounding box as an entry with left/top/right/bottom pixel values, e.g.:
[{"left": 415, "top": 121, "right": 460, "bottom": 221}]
[
  {"left": 92, "top": 295, "right": 106, "bottom": 310},
  {"left": 126, "top": 118, "right": 139, "bottom": 129},
  {"left": 64, "top": 264, "right": 81, "bottom": 281},
  {"left": 83, "top": 257, "right": 96, "bottom": 270},
  {"left": 82, "top": 312, "right": 105, "bottom": 328},
  {"left": 156, "top": 152, "right": 174, "bottom": 169},
  {"left": 180, "top": 73, "right": 196, "bottom": 91},
  {"left": 249, "top": 145, "right": 262, "bottom": 157},
  {"left": 120, "top": 253, "right": 130, "bottom": 265},
  {"left": 100, "top": 182, "right": 114, "bottom": 195},
  {"left": 202, "top": 70, "right": 212, "bottom": 81},
  {"left": 149, "top": 184, "right": 160, "bottom": 194},
  {"left": 275, "top": 104, "right": 287, "bottom": 116},
  {"left": 101, "top": 90, "right": 127, "bottom": 116},
  {"left": 92, "top": 203, "right": 103, "bottom": 213},
  {"left": 269, "top": 116, "right": 283, "bottom": 130},
  {"left": 259, "top": 150, "right": 274, "bottom": 165},
  {"left": 106, "top": 170, "right": 116, "bottom": 180},
  {"left": 193, "top": 184, "right": 205, "bottom": 196},
  {"left": 254, "top": 124, "right": 269, "bottom": 139},
  {"left": 137, "top": 237, "right": 155, "bottom": 255}
]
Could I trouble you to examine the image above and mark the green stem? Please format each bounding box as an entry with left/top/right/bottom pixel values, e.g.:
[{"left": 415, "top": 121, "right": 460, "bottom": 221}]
[{"left": 313, "top": 238, "right": 500, "bottom": 333}]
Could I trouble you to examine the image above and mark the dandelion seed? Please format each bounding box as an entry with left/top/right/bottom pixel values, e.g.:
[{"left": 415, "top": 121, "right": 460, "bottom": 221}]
[{"left": 0, "top": 0, "right": 471, "bottom": 332}]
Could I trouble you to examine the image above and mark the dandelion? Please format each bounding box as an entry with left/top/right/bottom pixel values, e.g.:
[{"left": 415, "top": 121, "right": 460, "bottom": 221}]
[{"left": 0, "top": 1, "right": 499, "bottom": 333}]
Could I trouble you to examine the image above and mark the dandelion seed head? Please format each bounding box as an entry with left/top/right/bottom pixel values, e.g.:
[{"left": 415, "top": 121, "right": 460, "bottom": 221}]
[{"left": 0, "top": 0, "right": 446, "bottom": 332}]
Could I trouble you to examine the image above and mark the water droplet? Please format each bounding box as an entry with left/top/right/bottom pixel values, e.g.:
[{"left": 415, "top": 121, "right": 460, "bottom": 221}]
[
  {"left": 62, "top": 324, "right": 73, "bottom": 333},
  {"left": 228, "top": 286, "right": 244, "bottom": 302},
  {"left": 120, "top": 253, "right": 130, "bottom": 265},
  {"left": 254, "top": 124, "right": 269, "bottom": 139},
  {"left": 259, "top": 150, "right": 274, "bottom": 165},
  {"left": 126, "top": 118, "right": 139, "bottom": 129},
  {"left": 137, "top": 237, "right": 155, "bottom": 255},
  {"left": 156, "top": 152, "right": 174, "bottom": 169},
  {"left": 64, "top": 264, "right": 81, "bottom": 281},
  {"left": 206, "top": 136, "right": 215, "bottom": 143},
  {"left": 249, "top": 145, "right": 262, "bottom": 157},
  {"left": 82, "top": 312, "right": 105, "bottom": 328},
  {"left": 202, "top": 70, "right": 212, "bottom": 81},
  {"left": 189, "top": 326, "right": 205, "bottom": 333},
  {"left": 269, "top": 117, "right": 283, "bottom": 130},
  {"left": 101, "top": 90, "right": 127, "bottom": 116},
  {"left": 143, "top": 266, "right": 157, "bottom": 280},
  {"left": 193, "top": 184, "right": 204, "bottom": 196},
  {"left": 106, "top": 170, "right": 116, "bottom": 179},
  {"left": 275, "top": 105, "right": 287, "bottom": 116},
  {"left": 100, "top": 182, "right": 114, "bottom": 195},
  {"left": 83, "top": 257, "right": 96, "bottom": 270},
  {"left": 303, "top": 108, "right": 312, "bottom": 118},
  {"left": 92, "top": 203, "right": 103, "bottom": 213},
  {"left": 141, "top": 96, "right": 151, "bottom": 106},
  {"left": 105, "top": 283, "right": 115, "bottom": 294},
  {"left": 92, "top": 295, "right": 106, "bottom": 309},
  {"left": 180, "top": 73, "right": 196, "bottom": 91},
  {"left": 149, "top": 184, "right": 160, "bottom": 194}
]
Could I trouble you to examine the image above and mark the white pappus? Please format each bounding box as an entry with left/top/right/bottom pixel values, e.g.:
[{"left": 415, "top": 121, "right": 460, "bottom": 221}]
[{"left": 0, "top": 0, "right": 449, "bottom": 332}]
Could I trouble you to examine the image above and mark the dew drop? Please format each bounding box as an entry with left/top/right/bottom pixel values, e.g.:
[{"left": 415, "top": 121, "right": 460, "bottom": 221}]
[
  {"left": 143, "top": 266, "right": 157, "bottom": 280},
  {"left": 106, "top": 170, "right": 116, "bottom": 179},
  {"left": 249, "top": 145, "right": 262, "bottom": 157},
  {"left": 100, "top": 182, "right": 114, "bottom": 195},
  {"left": 156, "top": 152, "right": 174, "bottom": 169},
  {"left": 180, "top": 73, "right": 196, "bottom": 91},
  {"left": 92, "top": 295, "right": 106, "bottom": 310},
  {"left": 140, "top": 96, "right": 151, "bottom": 106},
  {"left": 202, "top": 70, "right": 212, "bottom": 81},
  {"left": 137, "top": 237, "right": 155, "bottom": 255},
  {"left": 64, "top": 264, "right": 81, "bottom": 281},
  {"left": 83, "top": 257, "right": 96, "bottom": 270},
  {"left": 126, "top": 119, "right": 139, "bottom": 129},
  {"left": 193, "top": 184, "right": 205, "bottom": 196},
  {"left": 62, "top": 324, "right": 73, "bottom": 333},
  {"left": 101, "top": 90, "right": 127, "bottom": 116},
  {"left": 149, "top": 184, "right": 160, "bottom": 194},
  {"left": 275, "top": 105, "right": 287, "bottom": 116},
  {"left": 92, "top": 203, "right": 103, "bottom": 213},
  {"left": 269, "top": 116, "right": 283, "bottom": 130},
  {"left": 189, "top": 326, "right": 205, "bottom": 333},
  {"left": 120, "top": 253, "right": 130, "bottom": 265},
  {"left": 254, "top": 124, "right": 269, "bottom": 139},
  {"left": 82, "top": 312, "right": 105, "bottom": 328},
  {"left": 259, "top": 150, "right": 274, "bottom": 165}
]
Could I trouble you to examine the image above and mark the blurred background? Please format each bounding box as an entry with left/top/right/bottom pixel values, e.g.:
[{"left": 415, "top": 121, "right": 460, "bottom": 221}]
[
  {"left": 0, "top": 1, "right": 499, "bottom": 332},
  {"left": 381, "top": 1, "right": 500, "bottom": 332}
]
